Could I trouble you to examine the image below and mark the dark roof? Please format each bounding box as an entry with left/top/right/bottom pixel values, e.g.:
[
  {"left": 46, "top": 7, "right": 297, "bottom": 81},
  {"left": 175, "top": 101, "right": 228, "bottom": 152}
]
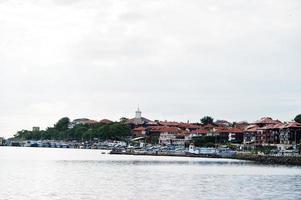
[{"left": 127, "top": 117, "right": 152, "bottom": 125}]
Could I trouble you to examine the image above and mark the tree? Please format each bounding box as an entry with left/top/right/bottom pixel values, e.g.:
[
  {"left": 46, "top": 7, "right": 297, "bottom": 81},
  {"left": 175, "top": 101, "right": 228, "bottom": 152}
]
[
  {"left": 295, "top": 114, "right": 301, "bottom": 123},
  {"left": 54, "top": 117, "right": 70, "bottom": 131},
  {"left": 200, "top": 116, "right": 214, "bottom": 125},
  {"left": 119, "top": 117, "right": 129, "bottom": 123},
  {"left": 74, "top": 126, "right": 88, "bottom": 141}
]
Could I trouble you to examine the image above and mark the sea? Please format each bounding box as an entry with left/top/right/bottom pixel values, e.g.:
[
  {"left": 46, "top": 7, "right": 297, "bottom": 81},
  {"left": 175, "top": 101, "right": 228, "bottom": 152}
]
[{"left": 0, "top": 147, "right": 300, "bottom": 200}]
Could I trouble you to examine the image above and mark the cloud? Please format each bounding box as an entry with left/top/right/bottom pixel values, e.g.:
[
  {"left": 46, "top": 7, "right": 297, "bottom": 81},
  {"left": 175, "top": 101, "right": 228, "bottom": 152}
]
[{"left": 0, "top": 0, "right": 300, "bottom": 137}]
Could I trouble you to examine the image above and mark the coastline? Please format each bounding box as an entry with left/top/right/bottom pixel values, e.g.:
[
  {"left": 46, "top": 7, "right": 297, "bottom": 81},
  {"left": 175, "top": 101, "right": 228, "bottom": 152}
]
[{"left": 110, "top": 151, "right": 301, "bottom": 166}]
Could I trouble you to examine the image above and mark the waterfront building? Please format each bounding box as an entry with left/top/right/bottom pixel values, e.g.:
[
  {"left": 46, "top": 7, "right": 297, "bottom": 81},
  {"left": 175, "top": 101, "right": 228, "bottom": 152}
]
[
  {"left": 158, "top": 126, "right": 181, "bottom": 145},
  {"left": 252, "top": 117, "right": 282, "bottom": 145},
  {"left": 132, "top": 127, "right": 146, "bottom": 138},
  {"left": 256, "top": 123, "right": 283, "bottom": 144},
  {"left": 0, "top": 137, "right": 4, "bottom": 146},
  {"left": 190, "top": 129, "right": 209, "bottom": 138},
  {"left": 279, "top": 122, "right": 301, "bottom": 145},
  {"left": 127, "top": 107, "right": 152, "bottom": 126},
  {"left": 32, "top": 127, "right": 40, "bottom": 132},
  {"left": 243, "top": 125, "right": 258, "bottom": 145},
  {"left": 99, "top": 119, "right": 113, "bottom": 124},
  {"left": 215, "top": 128, "right": 244, "bottom": 143},
  {"left": 215, "top": 120, "right": 232, "bottom": 127},
  {"left": 69, "top": 118, "right": 98, "bottom": 128}
]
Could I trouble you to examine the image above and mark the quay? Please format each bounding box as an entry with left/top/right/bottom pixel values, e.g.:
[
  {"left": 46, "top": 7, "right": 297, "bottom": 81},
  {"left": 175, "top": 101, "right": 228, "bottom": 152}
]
[{"left": 110, "top": 150, "right": 301, "bottom": 166}]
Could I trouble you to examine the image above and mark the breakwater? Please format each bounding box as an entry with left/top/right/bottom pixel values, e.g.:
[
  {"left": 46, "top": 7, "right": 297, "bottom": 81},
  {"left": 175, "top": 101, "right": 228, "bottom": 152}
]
[
  {"left": 233, "top": 153, "right": 301, "bottom": 166},
  {"left": 110, "top": 151, "right": 301, "bottom": 166}
]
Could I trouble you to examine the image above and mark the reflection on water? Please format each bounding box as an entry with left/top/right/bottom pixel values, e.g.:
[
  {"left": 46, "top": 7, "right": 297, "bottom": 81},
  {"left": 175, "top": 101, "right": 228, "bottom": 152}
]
[
  {"left": 58, "top": 159, "right": 250, "bottom": 166},
  {"left": 1, "top": 147, "right": 301, "bottom": 200}
]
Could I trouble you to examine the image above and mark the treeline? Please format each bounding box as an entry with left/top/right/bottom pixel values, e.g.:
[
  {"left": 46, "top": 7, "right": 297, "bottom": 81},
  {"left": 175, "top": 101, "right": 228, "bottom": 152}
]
[{"left": 14, "top": 117, "right": 131, "bottom": 141}]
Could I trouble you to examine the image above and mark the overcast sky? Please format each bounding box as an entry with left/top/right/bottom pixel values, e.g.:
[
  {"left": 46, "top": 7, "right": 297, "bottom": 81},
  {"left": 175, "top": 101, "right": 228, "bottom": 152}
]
[{"left": 0, "top": 0, "right": 300, "bottom": 138}]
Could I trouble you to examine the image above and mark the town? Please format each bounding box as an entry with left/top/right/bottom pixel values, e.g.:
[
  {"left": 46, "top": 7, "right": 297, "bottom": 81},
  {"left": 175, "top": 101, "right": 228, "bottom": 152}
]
[{"left": 1, "top": 108, "right": 301, "bottom": 158}]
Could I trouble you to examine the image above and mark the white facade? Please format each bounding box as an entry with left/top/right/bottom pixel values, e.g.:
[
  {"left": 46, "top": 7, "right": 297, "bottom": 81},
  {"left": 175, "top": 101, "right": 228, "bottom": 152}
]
[{"left": 135, "top": 107, "right": 142, "bottom": 119}]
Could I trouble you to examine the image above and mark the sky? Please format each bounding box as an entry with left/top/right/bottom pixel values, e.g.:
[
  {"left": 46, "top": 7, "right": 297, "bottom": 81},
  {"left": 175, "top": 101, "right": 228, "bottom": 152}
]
[{"left": 0, "top": 0, "right": 300, "bottom": 138}]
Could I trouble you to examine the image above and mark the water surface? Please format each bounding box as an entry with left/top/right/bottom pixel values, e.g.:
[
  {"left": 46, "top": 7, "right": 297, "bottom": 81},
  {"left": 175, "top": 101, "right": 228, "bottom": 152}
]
[{"left": 0, "top": 147, "right": 300, "bottom": 200}]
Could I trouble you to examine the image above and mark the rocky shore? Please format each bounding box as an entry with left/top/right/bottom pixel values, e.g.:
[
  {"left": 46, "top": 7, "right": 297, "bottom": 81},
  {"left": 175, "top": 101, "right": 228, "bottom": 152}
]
[
  {"left": 233, "top": 153, "right": 301, "bottom": 166},
  {"left": 110, "top": 151, "right": 301, "bottom": 166}
]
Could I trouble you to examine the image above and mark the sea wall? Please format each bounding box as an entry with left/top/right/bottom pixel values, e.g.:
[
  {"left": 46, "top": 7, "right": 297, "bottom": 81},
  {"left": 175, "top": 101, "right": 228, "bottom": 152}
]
[
  {"left": 111, "top": 150, "right": 301, "bottom": 166},
  {"left": 233, "top": 153, "right": 301, "bottom": 166}
]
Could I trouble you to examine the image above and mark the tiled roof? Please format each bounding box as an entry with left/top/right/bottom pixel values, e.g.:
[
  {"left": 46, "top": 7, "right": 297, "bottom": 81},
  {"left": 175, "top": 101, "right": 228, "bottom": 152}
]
[
  {"left": 191, "top": 129, "right": 208, "bottom": 134},
  {"left": 259, "top": 123, "right": 284, "bottom": 130},
  {"left": 132, "top": 127, "right": 146, "bottom": 131},
  {"left": 244, "top": 125, "right": 259, "bottom": 132},
  {"left": 216, "top": 128, "right": 243, "bottom": 133},
  {"left": 149, "top": 126, "right": 179, "bottom": 133},
  {"left": 283, "top": 122, "right": 301, "bottom": 129},
  {"left": 99, "top": 119, "right": 113, "bottom": 124},
  {"left": 254, "top": 117, "right": 281, "bottom": 125}
]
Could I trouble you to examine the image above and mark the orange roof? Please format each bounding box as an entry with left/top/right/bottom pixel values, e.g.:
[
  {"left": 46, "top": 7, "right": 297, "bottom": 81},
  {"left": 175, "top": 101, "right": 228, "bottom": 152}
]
[
  {"left": 99, "top": 119, "right": 113, "bottom": 124},
  {"left": 203, "top": 124, "right": 215, "bottom": 129},
  {"left": 132, "top": 127, "right": 146, "bottom": 131},
  {"left": 283, "top": 122, "right": 301, "bottom": 129},
  {"left": 244, "top": 125, "right": 259, "bottom": 132},
  {"left": 216, "top": 128, "right": 243, "bottom": 133},
  {"left": 191, "top": 129, "right": 208, "bottom": 135},
  {"left": 158, "top": 127, "right": 179, "bottom": 133},
  {"left": 254, "top": 117, "right": 281, "bottom": 125}
]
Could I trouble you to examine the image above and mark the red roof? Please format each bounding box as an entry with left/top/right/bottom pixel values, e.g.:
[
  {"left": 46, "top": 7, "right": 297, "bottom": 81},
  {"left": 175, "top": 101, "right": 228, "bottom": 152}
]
[
  {"left": 259, "top": 123, "right": 284, "bottom": 130},
  {"left": 177, "top": 130, "right": 190, "bottom": 136},
  {"left": 132, "top": 127, "right": 146, "bottom": 131},
  {"left": 216, "top": 128, "right": 243, "bottom": 133},
  {"left": 254, "top": 117, "right": 281, "bottom": 125},
  {"left": 283, "top": 122, "right": 301, "bottom": 129},
  {"left": 158, "top": 126, "right": 179, "bottom": 133},
  {"left": 191, "top": 129, "right": 208, "bottom": 135},
  {"left": 244, "top": 125, "right": 259, "bottom": 132},
  {"left": 148, "top": 126, "right": 178, "bottom": 133},
  {"left": 99, "top": 119, "right": 113, "bottom": 124},
  {"left": 159, "top": 121, "right": 180, "bottom": 126},
  {"left": 203, "top": 124, "right": 215, "bottom": 129}
]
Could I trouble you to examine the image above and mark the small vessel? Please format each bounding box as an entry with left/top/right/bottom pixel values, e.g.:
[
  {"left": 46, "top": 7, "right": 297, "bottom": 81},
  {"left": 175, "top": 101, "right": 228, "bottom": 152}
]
[{"left": 216, "top": 148, "right": 236, "bottom": 157}]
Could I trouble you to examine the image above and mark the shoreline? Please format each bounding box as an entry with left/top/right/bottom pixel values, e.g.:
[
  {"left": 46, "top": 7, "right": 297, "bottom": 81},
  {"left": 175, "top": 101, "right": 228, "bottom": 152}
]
[
  {"left": 2, "top": 146, "right": 301, "bottom": 166},
  {"left": 110, "top": 151, "right": 301, "bottom": 166}
]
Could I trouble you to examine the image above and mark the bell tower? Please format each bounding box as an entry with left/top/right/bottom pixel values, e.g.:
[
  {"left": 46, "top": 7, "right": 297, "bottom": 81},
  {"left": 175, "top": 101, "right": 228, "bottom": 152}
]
[{"left": 135, "top": 107, "right": 142, "bottom": 119}]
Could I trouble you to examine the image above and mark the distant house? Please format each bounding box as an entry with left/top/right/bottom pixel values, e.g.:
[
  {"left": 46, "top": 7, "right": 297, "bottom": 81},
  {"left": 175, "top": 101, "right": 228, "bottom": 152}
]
[
  {"left": 215, "top": 128, "right": 244, "bottom": 143},
  {"left": 243, "top": 125, "right": 258, "bottom": 144},
  {"left": 215, "top": 120, "right": 231, "bottom": 127},
  {"left": 251, "top": 117, "right": 283, "bottom": 145},
  {"left": 279, "top": 122, "right": 301, "bottom": 145},
  {"left": 69, "top": 118, "right": 98, "bottom": 128},
  {"left": 32, "top": 127, "right": 40, "bottom": 132},
  {"left": 253, "top": 117, "right": 281, "bottom": 127},
  {"left": 190, "top": 129, "right": 209, "bottom": 138},
  {"left": 158, "top": 126, "right": 181, "bottom": 145},
  {"left": 132, "top": 127, "right": 146, "bottom": 138},
  {"left": 235, "top": 121, "right": 249, "bottom": 130},
  {"left": 99, "top": 119, "right": 113, "bottom": 125},
  {"left": 256, "top": 123, "right": 283, "bottom": 144},
  {"left": 127, "top": 108, "right": 152, "bottom": 127}
]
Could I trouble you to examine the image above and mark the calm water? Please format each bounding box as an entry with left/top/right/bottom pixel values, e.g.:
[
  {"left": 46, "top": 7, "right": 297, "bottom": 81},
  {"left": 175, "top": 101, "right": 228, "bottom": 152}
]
[{"left": 0, "top": 147, "right": 301, "bottom": 200}]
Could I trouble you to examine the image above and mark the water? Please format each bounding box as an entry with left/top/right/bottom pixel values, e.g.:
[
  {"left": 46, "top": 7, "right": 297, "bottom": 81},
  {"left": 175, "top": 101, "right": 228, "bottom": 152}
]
[{"left": 0, "top": 147, "right": 301, "bottom": 200}]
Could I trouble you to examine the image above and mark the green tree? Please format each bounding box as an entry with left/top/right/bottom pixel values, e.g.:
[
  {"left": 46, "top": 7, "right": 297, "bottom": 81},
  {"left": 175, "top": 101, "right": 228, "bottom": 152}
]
[
  {"left": 46, "top": 127, "right": 60, "bottom": 140},
  {"left": 294, "top": 114, "right": 301, "bottom": 123},
  {"left": 200, "top": 116, "right": 214, "bottom": 125},
  {"left": 74, "top": 126, "right": 88, "bottom": 141},
  {"left": 119, "top": 117, "right": 128, "bottom": 123},
  {"left": 54, "top": 117, "right": 70, "bottom": 132}
]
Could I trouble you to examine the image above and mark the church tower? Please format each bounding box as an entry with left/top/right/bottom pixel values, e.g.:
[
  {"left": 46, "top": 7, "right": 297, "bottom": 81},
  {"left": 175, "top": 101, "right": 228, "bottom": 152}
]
[{"left": 135, "top": 107, "right": 142, "bottom": 119}]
